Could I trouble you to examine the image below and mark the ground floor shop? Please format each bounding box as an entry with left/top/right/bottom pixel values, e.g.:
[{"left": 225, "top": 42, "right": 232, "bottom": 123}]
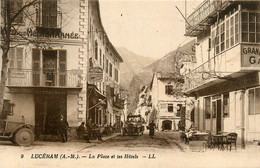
[
  {"left": 191, "top": 72, "right": 260, "bottom": 146},
  {"left": 4, "top": 87, "right": 83, "bottom": 141}
]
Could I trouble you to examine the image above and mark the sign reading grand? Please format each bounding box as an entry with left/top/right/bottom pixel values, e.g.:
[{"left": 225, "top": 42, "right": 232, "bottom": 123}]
[
  {"left": 241, "top": 45, "right": 260, "bottom": 69},
  {"left": 89, "top": 67, "right": 103, "bottom": 82}
]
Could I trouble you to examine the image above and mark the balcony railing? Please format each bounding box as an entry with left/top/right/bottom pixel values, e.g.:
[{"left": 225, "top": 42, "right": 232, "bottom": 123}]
[
  {"left": 7, "top": 68, "right": 82, "bottom": 88},
  {"left": 185, "top": 0, "right": 230, "bottom": 36},
  {"left": 183, "top": 61, "right": 212, "bottom": 92}
]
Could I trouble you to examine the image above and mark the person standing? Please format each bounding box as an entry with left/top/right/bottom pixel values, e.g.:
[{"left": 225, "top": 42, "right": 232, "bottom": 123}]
[
  {"left": 58, "top": 115, "right": 69, "bottom": 143},
  {"left": 149, "top": 120, "right": 156, "bottom": 138},
  {"left": 86, "top": 118, "right": 93, "bottom": 142}
]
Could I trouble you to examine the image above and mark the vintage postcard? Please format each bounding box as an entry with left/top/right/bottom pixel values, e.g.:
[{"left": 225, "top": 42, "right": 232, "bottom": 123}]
[{"left": 0, "top": 0, "right": 260, "bottom": 167}]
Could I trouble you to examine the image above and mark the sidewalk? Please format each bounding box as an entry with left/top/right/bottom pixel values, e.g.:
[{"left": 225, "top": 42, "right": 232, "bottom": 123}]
[{"left": 161, "top": 130, "right": 260, "bottom": 153}]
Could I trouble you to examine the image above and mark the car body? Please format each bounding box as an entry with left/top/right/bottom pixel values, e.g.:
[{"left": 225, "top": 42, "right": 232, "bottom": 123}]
[{"left": 122, "top": 114, "right": 144, "bottom": 136}]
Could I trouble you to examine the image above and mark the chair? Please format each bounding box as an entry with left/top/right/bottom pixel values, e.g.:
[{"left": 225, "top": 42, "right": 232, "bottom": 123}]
[{"left": 225, "top": 133, "right": 237, "bottom": 151}]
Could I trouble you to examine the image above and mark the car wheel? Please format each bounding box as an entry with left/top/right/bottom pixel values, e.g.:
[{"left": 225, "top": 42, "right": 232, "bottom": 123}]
[{"left": 14, "top": 128, "right": 34, "bottom": 146}]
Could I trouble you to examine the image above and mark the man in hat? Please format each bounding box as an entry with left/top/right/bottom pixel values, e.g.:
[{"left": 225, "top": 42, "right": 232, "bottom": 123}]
[{"left": 58, "top": 115, "right": 69, "bottom": 143}]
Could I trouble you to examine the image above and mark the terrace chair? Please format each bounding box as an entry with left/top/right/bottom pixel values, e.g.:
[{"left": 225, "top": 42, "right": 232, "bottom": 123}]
[{"left": 225, "top": 133, "right": 237, "bottom": 151}]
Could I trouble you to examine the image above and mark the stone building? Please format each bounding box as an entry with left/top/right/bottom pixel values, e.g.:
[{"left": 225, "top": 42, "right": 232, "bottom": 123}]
[
  {"left": 87, "top": 0, "right": 124, "bottom": 129},
  {"left": 183, "top": 0, "right": 260, "bottom": 147},
  {"left": 0, "top": 0, "right": 123, "bottom": 140},
  {"left": 150, "top": 72, "right": 186, "bottom": 131}
]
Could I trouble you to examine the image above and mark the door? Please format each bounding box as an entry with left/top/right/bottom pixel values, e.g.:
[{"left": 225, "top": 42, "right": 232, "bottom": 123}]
[
  {"left": 35, "top": 92, "right": 67, "bottom": 140},
  {"left": 216, "top": 99, "right": 222, "bottom": 134},
  {"left": 43, "top": 50, "right": 57, "bottom": 86}
]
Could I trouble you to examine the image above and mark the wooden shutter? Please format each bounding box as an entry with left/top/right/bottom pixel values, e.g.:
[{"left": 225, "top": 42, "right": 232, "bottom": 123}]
[
  {"left": 59, "top": 50, "right": 66, "bottom": 86},
  {"left": 16, "top": 48, "right": 23, "bottom": 69},
  {"left": 32, "top": 49, "right": 41, "bottom": 86},
  {"left": 8, "top": 48, "right": 15, "bottom": 68}
]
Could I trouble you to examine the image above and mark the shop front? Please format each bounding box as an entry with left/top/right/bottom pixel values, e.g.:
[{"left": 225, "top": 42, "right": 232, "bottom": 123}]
[
  {"left": 34, "top": 89, "right": 67, "bottom": 141},
  {"left": 193, "top": 72, "right": 260, "bottom": 145},
  {"left": 87, "top": 84, "right": 107, "bottom": 126}
]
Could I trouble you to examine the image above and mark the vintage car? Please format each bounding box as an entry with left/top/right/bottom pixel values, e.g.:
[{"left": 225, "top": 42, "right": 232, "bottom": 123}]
[
  {"left": 0, "top": 100, "right": 34, "bottom": 146},
  {"left": 122, "top": 114, "right": 144, "bottom": 136}
]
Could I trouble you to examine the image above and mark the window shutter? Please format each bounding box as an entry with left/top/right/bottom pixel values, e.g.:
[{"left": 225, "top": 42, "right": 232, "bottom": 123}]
[
  {"left": 8, "top": 48, "right": 15, "bottom": 68},
  {"left": 16, "top": 47, "right": 23, "bottom": 69},
  {"left": 32, "top": 49, "right": 41, "bottom": 86},
  {"left": 59, "top": 50, "right": 66, "bottom": 86}
]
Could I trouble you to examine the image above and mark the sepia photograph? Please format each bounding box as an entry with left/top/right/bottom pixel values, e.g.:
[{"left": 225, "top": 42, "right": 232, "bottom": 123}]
[{"left": 0, "top": 0, "right": 260, "bottom": 167}]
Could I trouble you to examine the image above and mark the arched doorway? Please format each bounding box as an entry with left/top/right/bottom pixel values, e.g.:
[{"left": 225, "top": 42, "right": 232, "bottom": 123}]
[{"left": 162, "top": 120, "right": 172, "bottom": 131}]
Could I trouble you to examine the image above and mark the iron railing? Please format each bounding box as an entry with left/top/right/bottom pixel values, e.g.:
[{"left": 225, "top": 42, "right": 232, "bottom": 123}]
[
  {"left": 183, "top": 61, "right": 212, "bottom": 92},
  {"left": 185, "top": 0, "right": 229, "bottom": 35},
  {"left": 7, "top": 68, "right": 82, "bottom": 88}
]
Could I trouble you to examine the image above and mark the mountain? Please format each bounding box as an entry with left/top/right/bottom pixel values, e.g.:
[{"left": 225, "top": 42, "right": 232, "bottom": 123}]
[
  {"left": 117, "top": 47, "right": 155, "bottom": 90},
  {"left": 128, "top": 39, "right": 196, "bottom": 112}
]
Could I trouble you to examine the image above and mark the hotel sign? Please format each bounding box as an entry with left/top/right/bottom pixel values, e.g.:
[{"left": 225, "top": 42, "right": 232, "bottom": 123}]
[
  {"left": 241, "top": 45, "right": 260, "bottom": 70},
  {"left": 89, "top": 67, "right": 103, "bottom": 82}
]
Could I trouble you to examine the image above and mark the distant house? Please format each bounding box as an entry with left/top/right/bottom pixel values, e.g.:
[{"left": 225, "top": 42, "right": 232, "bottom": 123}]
[{"left": 149, "top": 72, "right": 186, "bottom": 131}]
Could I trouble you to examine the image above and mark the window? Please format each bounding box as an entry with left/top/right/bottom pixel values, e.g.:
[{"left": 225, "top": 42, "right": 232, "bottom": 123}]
[
  {"left": 42, "top": 0, "right": 58, "bottom": 28},
  {"left": 89, "top": 58, "right": 93, "bottom": 68},
  {"left": 99, "top": 49, "right": 102, "bottom": 65},
  {"left": 109, "top": 63, "right": 112, "bottom": 78},
  {"left": 220, "top": 23, "right": 225, "bottom": 52},
  {"left": 212, "top": 101, "right": 216, "bottom": 118},
  {"left": 95, "top": 41, "right": 98, "bottom": 60},
  {"left": 115, "top": 68, "right": 118, "bottom": 82},
  {"left": 10, "top": 0, "right": 23, "bottom": 24},
  {"left": 8, "top": 47, "right": 23, "bottom": 69},
  {"left": 205, "top": 97, "right": 211, "bottom": 119},
  {"left": 103, "top": 54, "right": 105, "bottom": 68},
  {"left": 249, "top": 88, "right": 260, "bottom": 115},
  {"left": 242, "top": 12, "right": 260, "bottom": 43},
  {"left": 223, "top": 94, "right": 229, "bottom": 118},
  {"left": 211, "top": 7, "right": 239, "bottom": 54},
  {"left": 165, "top": 85, "right": 173, "bottom": 95},
  {"left": 168, "top": 104, "right": 173, "bottom": 113},
  {"left": 105, "top": 59, "right": 108, "bottom": 74},
  {"left": 176, "top": 104, "right": 182, "bottom": 117}
]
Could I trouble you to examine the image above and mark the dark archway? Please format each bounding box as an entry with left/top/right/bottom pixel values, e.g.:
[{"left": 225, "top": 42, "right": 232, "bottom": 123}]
[{"left": 162, "top": 120, "right": 172, "bottom": 130}]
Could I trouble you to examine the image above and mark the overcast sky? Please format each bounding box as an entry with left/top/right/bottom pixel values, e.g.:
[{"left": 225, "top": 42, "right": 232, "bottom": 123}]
[{"left": 99, "top": 0, "right": 203, "bottom": 59}]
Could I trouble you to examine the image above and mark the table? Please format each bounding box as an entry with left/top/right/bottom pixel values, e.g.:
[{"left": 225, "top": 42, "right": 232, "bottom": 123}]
[
  {"left": 212, "top": 134, "right": 228, "bottom": 150},
  {"left": 192, "top": 132, "right": 209, "bottom": 141}
]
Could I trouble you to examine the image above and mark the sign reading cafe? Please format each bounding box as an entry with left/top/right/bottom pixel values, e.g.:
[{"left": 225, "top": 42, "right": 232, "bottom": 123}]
[{"left": 241, "top": 45, "right": 260, "bottom": 69}]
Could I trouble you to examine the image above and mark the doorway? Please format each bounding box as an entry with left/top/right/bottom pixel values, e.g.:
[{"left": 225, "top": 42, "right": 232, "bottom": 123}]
[
  {"left": 34, "top": 92, "right": 66, "bottom": 140},
  {"left": 162, "top": 120, "right": 172, "bottom": 130},
  {"left": 212, "top": 98, "right": 222, "bottom": 134},
  {"left": 43, "top": 50, "right": 57, "bottom": 86},
  {"left": 216, "top": 99, "right": 222, "bottom": 134}
]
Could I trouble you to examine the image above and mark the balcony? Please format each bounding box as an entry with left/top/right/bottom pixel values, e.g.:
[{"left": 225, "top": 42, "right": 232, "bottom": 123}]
[
  {"left": 185, "top": 0, "right": 230, "bottom": 36},
  {"left": 113, "top": 97, "right": 124, "bottom": 109},
  {"left": 7, "top": 68, "right": 82, "bottom": 89}
]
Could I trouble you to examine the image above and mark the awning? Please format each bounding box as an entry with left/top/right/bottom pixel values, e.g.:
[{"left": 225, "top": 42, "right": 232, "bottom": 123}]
[{"left": 88, "top": 83, "right": 107, "bottom": 110}]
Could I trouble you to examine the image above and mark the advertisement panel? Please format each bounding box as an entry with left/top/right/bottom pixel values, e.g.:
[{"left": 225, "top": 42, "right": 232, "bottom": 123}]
[{"left": 241, "top": 44, "right": 260, "bottom": 70}]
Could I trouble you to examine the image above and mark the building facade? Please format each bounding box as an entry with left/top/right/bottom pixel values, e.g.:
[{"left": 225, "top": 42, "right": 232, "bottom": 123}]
[
  {"left": 0, "top": 0, "right": 123, "bottom": 140},
  {"left": 183, "top": 0, "right": 260, "bottom": 146},
  {"left": 150, "top": 72, "right": 186, "bottom": 131},
  {"left": 87, "top": 0, "right": 124, "bottom": 130}
]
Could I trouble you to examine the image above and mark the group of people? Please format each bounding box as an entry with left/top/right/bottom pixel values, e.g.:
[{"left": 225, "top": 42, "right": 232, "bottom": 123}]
[
  {"left": 57, "top": 114, "right": 157, "bottom": 142},
  {"left": 77, "top": 118, "right": 104, "bottom": 143},
  {"left": 57, "top": 115, "right": 103, "bottom": 143}
]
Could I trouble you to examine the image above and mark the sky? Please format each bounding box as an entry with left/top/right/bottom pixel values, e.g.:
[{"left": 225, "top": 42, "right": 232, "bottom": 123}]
[{"left": 99, "top": 0, "right": 203, "bottom": 59}]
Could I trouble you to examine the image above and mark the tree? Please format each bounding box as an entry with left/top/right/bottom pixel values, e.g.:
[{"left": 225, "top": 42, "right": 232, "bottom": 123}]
[{"left": 0, "top": 0, "right": 39, "bottom": 117}]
